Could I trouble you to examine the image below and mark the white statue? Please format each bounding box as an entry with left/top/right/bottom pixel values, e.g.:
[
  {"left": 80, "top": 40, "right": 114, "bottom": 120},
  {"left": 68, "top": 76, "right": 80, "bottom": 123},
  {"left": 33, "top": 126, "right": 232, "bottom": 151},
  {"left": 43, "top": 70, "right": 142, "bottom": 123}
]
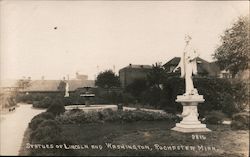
[
  {"left": 64, "top": 82, "right": 69, "bottom": 97},
  {"left": 173, "top": 35, "right": 199, "bottom": 95}
]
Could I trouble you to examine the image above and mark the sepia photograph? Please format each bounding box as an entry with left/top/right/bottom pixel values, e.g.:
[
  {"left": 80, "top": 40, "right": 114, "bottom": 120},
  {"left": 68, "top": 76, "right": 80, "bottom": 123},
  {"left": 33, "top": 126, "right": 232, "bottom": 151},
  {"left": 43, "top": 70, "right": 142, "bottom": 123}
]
[{"left": 0, "top": 0, "right": 249, "bottom": 156}]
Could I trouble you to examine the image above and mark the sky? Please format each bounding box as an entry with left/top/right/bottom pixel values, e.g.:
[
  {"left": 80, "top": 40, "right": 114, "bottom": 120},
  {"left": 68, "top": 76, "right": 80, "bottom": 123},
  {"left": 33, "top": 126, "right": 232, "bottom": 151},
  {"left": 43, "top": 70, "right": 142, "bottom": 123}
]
[{"left": 0, "top": 1, "right": 249, "bottom": 80}]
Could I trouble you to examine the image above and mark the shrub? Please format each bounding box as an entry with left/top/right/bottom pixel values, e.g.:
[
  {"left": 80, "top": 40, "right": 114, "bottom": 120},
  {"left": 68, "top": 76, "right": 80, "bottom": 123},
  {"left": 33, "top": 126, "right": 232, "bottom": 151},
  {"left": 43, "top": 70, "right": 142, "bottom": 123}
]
[
  {"left": 30, "top": 119, "right": 61, "bottom": 143},
  {"left": 162, "top": 77, "right": 247, "bottom": 117},
  {"left": 122, "top": 93, "right": 136, "bottom": 105},
  {"left": 56, "top": 109, "right": 179, "bottom": 124},
  {"left": 205, "top": 110, "right": 226, "bottom": 124},
  {"left": 33, "top": 96, "right": 53, "bottom": 108},
  {"left": 28, "top": 110, "right": 77, "bottom": 156},
  {"left": 47, "top": 99, "right": 65, "bottom": 116},
  {"left": 7, "top": 96, "right": 17, "bottom": 107},
  {"left": 29, "top": 112, "right": 55, "bottom": 130},
  {"left": 144, "top": 87, "right": 163, "bottom": 109},
  {"left": 231, "top": 112, "right": 249, "bottom": 130}
]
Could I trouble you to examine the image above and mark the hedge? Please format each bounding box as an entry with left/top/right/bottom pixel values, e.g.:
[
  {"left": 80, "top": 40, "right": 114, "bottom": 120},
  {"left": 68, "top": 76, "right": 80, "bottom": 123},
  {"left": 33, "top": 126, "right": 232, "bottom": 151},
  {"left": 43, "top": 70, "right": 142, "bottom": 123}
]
[
  {"left": 56, "top": 109, "right": 180, "bottom": 124},
  {"left": 161, "top": 77, "right": 247, "bottom": 117},
  {"left": 28, "top": 111, "right": 77, "bottom": 156}
]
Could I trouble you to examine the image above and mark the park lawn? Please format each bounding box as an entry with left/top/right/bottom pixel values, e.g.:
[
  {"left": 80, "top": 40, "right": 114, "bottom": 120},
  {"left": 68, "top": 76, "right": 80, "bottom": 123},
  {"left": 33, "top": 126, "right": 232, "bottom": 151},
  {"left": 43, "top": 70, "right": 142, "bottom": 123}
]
[{"left": 60, "top": 121, "right": 249, "bottom": 156}]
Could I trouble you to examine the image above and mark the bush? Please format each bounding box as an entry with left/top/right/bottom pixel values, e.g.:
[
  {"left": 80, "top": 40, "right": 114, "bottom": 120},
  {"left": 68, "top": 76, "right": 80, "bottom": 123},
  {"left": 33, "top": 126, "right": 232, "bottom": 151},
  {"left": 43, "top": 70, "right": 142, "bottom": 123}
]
[
  {"left": 231, "top": 112, "right": 249, "bottom": 130},
  {"left": 122, "top": 93, "right": 136, "bottom": 105},
  {"left": 162, "top": 77, "right": 247, "bottom": 117},
  {"left": 56, "top": 109, "right": 179, "bottom": 124},
  {"left": 140, "top": 87, "right": 163, "bottom": 109},
  {"left": 30, "top": 119, "right": 61, "bottom": 143},
  {"left": 29, "top": 112, "right": 55, "bottom": 130},
  {"left": 205, "top": 110, "right": 226, "bottom": 124},
  {"left": 33, "top": 96, "right": 53, "bottom": 108},
  {"left": 47, "top": 99, "right": 65, "bottom": 116}
]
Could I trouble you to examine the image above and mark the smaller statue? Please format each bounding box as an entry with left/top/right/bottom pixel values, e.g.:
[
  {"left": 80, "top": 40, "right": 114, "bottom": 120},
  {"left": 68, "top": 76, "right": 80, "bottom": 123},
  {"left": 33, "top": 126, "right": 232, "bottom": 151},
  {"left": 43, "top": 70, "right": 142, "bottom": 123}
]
[
  {"left": 173, "top": 35, "right": 199, "bottom": 96},
  {"left": 64, "top": 82, "right": 69, "bottom": 97}
]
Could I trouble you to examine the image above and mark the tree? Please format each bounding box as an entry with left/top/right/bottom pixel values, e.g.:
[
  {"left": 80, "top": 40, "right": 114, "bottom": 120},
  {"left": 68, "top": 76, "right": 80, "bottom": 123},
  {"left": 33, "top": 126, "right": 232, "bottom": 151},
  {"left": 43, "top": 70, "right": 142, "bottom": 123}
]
[
  {"left": 146, "top": 62, "right": 167, "bottom": 88},
  {"left": 16, "top": 78, "right": 31, "bottom": 90},
  {"left": 47, "top": 98, "right": 65, "bottom": 116},
  {"left": 213, "top": 15, "right": 250, "bottom": 78},
  {"left": 57, "top": 81, "right": 66, "bottom": 92},
  {"left": 125, "top": 79, "right": 148, "bottom": 98},
  {"left": 95, "top": 70, "right": 120, "bottom": 89}
]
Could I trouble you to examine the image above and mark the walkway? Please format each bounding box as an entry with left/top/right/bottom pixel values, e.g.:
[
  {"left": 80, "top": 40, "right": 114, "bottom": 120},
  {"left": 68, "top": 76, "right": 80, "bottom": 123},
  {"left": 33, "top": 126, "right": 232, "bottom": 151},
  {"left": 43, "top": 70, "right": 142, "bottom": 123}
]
[{"left": 0, "top": 104, "right": 45, "bottom": 156}]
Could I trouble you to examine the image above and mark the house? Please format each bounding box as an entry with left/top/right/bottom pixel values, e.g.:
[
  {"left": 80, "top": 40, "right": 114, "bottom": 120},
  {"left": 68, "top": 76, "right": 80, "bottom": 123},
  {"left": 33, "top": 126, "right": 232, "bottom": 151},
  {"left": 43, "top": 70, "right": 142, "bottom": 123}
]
[
  {"left": 119, "top": 64, "right": 152, "bottom": 88},
  {"left": 163, "top": 57, "right": 221, "bottom": 77}
]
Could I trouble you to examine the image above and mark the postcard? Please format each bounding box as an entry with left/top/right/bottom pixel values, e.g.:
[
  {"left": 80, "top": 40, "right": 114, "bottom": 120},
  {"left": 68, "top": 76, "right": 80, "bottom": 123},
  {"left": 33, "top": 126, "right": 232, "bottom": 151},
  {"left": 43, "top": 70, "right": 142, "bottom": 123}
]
[{"left": 0, "top": 0, "right": 249, "bottom": 156}]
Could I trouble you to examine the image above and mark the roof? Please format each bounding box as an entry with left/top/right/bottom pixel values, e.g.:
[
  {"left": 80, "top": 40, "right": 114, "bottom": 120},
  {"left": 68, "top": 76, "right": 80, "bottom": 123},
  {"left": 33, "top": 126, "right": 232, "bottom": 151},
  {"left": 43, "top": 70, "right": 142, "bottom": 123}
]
[
  {"left": 163, "top": 57, "right": 220, "bottom": 76},
  {"left": 163, "top": 57, "right": 181, "bottom": 67},
  {"left": 24, "top": 80, "right": 95, "bottom": 92},
  {"left": 119, "top": 64, "right": 152, "bottom": 71},
  {"left": 163, "top": 57, "right": 210, "bottom": 67}
]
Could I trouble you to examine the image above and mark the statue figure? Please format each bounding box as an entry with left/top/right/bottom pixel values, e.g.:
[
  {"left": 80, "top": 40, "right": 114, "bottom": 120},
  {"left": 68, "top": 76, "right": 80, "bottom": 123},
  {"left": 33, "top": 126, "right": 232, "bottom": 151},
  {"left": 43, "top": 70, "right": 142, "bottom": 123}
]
[
  {"left": 173, "top": 35, "right": 199, "bottom": 95},
  {"left": 64, "top": 82, "right": 69, "bottom": 97}
]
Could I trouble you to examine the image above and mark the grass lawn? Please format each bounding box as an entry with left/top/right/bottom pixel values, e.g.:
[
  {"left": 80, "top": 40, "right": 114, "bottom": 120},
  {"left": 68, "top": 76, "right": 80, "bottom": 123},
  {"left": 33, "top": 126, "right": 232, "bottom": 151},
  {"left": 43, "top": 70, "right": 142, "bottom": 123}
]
[{"left": 60, "top": 121, "right": 249, "bottom": 156}]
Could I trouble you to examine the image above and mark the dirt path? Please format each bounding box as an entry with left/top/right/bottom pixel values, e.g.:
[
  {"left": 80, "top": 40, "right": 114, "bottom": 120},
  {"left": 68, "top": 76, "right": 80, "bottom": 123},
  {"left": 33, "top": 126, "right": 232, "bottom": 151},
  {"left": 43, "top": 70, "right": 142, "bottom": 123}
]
[{"left": 0, "top": 104, "right": 45, "bottom": 155}]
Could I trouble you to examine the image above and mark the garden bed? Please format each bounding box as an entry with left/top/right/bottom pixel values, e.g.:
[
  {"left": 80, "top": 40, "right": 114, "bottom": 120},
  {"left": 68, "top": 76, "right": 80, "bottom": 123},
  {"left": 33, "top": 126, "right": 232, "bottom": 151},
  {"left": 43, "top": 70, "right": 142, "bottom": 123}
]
[{"left": 21, "top": 109, "right": 249, "bottom": 156}]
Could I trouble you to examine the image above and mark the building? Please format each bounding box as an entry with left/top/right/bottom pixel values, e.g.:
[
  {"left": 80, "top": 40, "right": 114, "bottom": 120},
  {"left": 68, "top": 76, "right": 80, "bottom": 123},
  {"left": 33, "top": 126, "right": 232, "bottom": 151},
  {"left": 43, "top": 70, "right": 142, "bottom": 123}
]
[
  {"left": 119, "top": 64, "right": 152, "bottom": 88},
  {"left": 22, "top": 73, "right": 95, "bottom": 94},
  {"left": 163, "top": 57, "right": 221, "bottom": 77},
  {"left": 23, "top": 79, "right": 94, "bottom": 93}
]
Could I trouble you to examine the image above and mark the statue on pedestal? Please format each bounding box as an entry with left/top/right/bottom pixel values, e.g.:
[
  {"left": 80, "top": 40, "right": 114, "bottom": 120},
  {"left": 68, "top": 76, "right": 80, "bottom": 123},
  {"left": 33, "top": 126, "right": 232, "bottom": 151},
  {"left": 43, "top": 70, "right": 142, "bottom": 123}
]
[
  {"left": 173, "top": 35, "right": 199, "bottom": 95},
  {"left": 171, "top": 35, "right": 211, "bottom": 133}
]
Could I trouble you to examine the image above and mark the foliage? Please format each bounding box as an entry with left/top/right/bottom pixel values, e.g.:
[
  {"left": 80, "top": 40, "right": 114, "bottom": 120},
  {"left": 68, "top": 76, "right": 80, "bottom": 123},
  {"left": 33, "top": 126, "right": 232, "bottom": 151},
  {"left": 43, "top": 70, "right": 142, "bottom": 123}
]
[
  {"left": 56, "top": 109, "right": 179, "bottom": 124},
  {"left": 32, "top": 96, "right": 52, "bottom": 108},
  {"left": 16, "top": 78, "right": 31, "bottom": 90},
  {"left": 100, "top": 91, "right": 123, "bottom": 104},
  {"left": 47, "top": 98, "right": 65, "bottom": 116},
  {"left": 205, "top": 110, "right": 226, "bottom": 124},
  {"left": 146, "top": 62, "right": 167, "bottom": 88},
  {"left": 141, "top": 86, "right": 164, "bottom": 109},
  {"left": 30, "top": 120, "right": 62, "bottom": 143},
  {"left": 2, "top": 95, "right": 17, "bottom": 108},
  {"left": 0, "top": 90, "right": 17, "bottom": 109},
  {"left": 16, "top": 93, "right": 60, "bottom": 104},
  {"left": 27, "top": 111, "right": 77, "bottom": 156},
  {"left": 162, "top": 77, "right": 247, "bottom": 117},
  {"left": 213, "top": 15, "right": 250, "bottom": 77},
  {"left": 29, "top": 118, "right": 77, "bottom": 156},
  {"left": 57, "top": 80, "right": 66, "bottom": 92},
  {"left": 29, "top": 112, "right": 55, "bottom": 130},
  {"left": 125, "top": 79, "right": 148, "bottom": 99},
  {"left": 231, "top": 112, "right": 249, "bottom": 130},
  {"left": 121, "top": 93, "right": 136, "bottom": 105},
  {"left": 95, "top": 70, "right": 120, "bottom": 89}
]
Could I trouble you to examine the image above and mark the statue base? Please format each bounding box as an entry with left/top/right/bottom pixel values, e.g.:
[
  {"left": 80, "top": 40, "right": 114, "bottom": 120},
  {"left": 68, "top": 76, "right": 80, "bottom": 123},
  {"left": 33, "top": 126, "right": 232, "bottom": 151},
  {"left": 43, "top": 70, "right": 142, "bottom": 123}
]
[{"left": 171, "top": 95, "right": 211, "bottom": 133}]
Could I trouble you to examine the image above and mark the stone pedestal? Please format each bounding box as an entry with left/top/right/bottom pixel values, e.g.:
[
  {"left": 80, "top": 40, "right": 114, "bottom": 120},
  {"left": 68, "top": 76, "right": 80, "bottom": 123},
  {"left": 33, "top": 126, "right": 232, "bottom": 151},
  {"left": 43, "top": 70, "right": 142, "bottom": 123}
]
[{"left": 171, "top": 95, "right": 211, "bottom": 133}]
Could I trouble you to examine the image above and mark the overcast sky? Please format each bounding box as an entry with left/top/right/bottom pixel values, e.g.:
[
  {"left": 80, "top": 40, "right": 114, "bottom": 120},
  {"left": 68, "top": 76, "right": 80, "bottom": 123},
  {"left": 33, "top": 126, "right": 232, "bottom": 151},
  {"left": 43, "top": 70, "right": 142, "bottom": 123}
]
[{"left": 0, "top": 1, "right": 249, "bottom": 80}]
